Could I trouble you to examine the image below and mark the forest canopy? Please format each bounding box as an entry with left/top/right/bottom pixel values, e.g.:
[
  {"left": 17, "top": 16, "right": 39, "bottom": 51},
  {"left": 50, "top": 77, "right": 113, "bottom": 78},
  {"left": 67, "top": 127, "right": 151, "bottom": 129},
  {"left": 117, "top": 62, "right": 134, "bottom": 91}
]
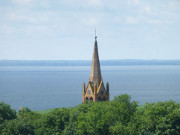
[{"left": 0, "top": 94, "right": 179, "bottom": 135}]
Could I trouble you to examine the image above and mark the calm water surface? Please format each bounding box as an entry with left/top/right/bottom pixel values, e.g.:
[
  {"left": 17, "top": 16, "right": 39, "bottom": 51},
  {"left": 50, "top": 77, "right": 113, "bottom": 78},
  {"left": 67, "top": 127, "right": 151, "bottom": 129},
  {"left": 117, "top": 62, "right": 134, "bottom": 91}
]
[{"left": 0, "top": 66, "right": 180, "bottom": 111}]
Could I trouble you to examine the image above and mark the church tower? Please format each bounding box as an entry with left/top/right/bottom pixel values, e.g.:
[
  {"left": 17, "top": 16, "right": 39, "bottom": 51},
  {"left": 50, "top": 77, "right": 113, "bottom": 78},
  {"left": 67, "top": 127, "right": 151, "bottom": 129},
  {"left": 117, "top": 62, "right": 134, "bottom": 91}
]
[{"left": 82, "top": 34, "right": 109, "bottom": 102}]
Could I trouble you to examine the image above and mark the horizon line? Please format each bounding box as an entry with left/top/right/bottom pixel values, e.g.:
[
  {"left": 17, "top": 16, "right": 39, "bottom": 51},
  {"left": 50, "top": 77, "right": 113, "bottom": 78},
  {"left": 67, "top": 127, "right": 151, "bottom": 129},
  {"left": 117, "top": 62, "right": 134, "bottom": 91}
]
[{"left": 1, "top": 59, "right": 180, "bottom": 61}]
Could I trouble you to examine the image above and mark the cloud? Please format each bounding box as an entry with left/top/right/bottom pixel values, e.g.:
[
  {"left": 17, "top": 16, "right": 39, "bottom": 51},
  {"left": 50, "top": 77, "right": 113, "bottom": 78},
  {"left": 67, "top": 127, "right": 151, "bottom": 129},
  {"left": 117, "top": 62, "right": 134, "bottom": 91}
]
[
  {"left": 148, "top": 19, "right": 161, "bottom": 24},
  {"left": 136, "top": 1, "right": 179, "bottom": 25},
  {"left": 134, "top": 0, "right": 140, "bottom": 5},
  {"left": 40, "top": 1, "right": 50, "bottom": 8},
  {"left": 88, "top": 0, "right": 102, "bottom": 7},
  {"left": 1, "top": 0, "right": 179, "bottom": 37},
  {"left": 8, "top": 13, "right": 37, "bottom": 23},
  {"left": 12, "top": 0, "right": 32, "bottom": 4},
  {"left": 1, "top": 25, "right": 14, "bottom": 34},
  {"left": 126, "top": 16, "right": 139, "bottom": 24},
  {"left": 81, "top": 16, "right": 99, "bottom": 26},
  {"left": 24, "top": 25, "right": 48, "bottom": 34},
  {"left": 144, "top": 6, "right": 151, "bottom": 14},
  {"left": 127, "top": 0, "right": 140, "bottom": 6}
]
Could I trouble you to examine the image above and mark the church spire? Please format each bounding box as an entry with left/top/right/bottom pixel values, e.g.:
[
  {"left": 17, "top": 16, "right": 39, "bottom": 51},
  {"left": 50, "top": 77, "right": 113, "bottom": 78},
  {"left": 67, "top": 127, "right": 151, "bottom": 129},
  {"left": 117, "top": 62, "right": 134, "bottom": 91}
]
[
  {"left": 82, "top": 33, "right": 110, "bottom": 103},
  {"left": 89, "top": 33, "right": 102, "bottom": 86}
]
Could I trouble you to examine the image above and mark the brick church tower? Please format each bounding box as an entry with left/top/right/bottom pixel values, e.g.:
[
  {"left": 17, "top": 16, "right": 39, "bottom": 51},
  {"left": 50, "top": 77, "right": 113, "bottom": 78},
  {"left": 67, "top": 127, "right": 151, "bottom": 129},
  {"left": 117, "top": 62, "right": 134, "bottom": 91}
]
[{"left": 82, "top": 35, "right": 109, "bottom": 102}]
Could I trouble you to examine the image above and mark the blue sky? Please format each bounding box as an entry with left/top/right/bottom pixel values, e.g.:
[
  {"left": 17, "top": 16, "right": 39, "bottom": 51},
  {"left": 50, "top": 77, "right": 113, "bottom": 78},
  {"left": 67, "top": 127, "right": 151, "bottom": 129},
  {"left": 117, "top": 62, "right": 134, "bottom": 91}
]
[{"left": 0, "top": 0, "right": 180, "bottom": 60}]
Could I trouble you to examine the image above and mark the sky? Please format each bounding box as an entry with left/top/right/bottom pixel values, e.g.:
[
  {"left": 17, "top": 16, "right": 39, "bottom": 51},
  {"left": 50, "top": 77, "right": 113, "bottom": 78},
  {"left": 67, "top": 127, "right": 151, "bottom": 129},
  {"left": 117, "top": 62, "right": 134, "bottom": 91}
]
[{"left": 0, "top": 0, "right": 180, "bottom": 60}]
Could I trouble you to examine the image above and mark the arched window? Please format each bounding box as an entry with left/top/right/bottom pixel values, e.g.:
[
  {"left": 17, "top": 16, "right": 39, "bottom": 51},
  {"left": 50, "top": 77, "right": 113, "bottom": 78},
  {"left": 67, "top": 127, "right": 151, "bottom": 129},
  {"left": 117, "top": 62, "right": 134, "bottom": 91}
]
[
  {"left": 90, "top": 97, "right": 93, "bottom": 101},
  {"left": 98, "top": 97, "right": 102, "bottom": 101},
  {"left": 85, "top": 97, "right": 89, "bottom": 100},
  {"left": 103, "top": 97, "right": 106, "bottom": 101}
]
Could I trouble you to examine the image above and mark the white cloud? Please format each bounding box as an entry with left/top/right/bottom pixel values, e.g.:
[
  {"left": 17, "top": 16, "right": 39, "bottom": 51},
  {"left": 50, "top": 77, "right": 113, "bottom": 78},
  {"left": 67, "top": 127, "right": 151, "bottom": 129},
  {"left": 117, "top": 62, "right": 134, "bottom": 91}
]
[
  {"left": 12, "top": 0, "right": 33, "bottom": 4},
  {"left": 88, "top": 0, "right": 102, "bottom": 7},
  {"left": 126, "top": 16, "right": 139, "bottom": 24},
  {"left": 8, "top": 13, "right": 37, "bottom": 23},
  {"left": 24, "top": 25, "right": 48, "bottom": 34},
  {"left": 148, "top": 19, "right": 161, "bottom": 24},
  {"left": 1, "top": 0, "right": 180, "bottom": 36},
  {"left": 40, "top": 1, "right": 50, "bottom": 8},
  {"left": 136, "top": 1, "right": 179, "bottom": 25},
  {"left": 144, "top": 6, "right": 151, "bottom": 14},
  {"left": 113, "top": 17, "right": 122, "bottom": 23},
  {"left": 81, "top": 16, "right": 98, "bottom": 26},
  {"left": 134, "top": 0, "right": 140, "bottom": 5},
  {"left": 128, "top": 0, "right": 140, "bottom": 6},
  {"left": 0, "top": 0, "right": 180, "bottom": 60},
  {"left": 2, "top": 25, "right": 14, "bottom": 34}
]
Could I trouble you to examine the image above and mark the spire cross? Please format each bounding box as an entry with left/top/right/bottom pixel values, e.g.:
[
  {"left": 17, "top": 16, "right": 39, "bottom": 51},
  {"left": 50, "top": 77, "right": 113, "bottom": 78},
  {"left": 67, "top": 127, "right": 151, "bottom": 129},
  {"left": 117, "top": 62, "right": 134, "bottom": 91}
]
[{"left": 95, "top": 29, "right": 97, "bottom": 39}]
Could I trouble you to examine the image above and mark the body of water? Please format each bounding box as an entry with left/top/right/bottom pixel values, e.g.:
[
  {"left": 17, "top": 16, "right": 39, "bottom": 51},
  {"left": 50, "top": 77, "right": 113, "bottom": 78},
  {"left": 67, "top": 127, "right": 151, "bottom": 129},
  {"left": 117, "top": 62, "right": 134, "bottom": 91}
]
[{"left": 0, "top": 65, "right": 180, "bottom": 111}]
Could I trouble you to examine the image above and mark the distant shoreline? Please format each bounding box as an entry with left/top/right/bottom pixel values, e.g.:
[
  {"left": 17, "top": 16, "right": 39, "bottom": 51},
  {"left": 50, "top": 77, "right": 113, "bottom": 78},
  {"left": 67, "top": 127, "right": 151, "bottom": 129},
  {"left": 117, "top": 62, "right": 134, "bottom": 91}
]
[{"left": 0, "top": 60, "right": 180, "bottom": 66}]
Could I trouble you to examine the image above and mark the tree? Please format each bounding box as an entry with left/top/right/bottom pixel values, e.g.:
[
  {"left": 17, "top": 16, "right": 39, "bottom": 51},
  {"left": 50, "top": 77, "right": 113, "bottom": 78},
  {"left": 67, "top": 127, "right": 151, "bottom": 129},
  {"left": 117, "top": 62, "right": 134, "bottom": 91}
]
[
  {"left": 73, "top": 94, "right": 138, "bottom": 135},
  {"left": 0, "top": 102, "right": 16, "bottom": 124},
  {"left": 35, "top": 108, "right": 71, "bottom": 135},
  {"left": 1, "top": 96, "right": 179, "bottom": 135},
  {"left": 140, "top": 101, "right": 180, "bottom": 135},
  {"left": 1, "top": 119, "right": 35, "bottom": 135}
]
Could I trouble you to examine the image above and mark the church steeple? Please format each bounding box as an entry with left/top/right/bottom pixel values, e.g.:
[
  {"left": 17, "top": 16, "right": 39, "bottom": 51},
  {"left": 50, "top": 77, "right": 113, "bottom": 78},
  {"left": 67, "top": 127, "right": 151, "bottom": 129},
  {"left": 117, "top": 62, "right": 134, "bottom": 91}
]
[
  {"left": 89, "top": 35, "right": 102, "bottom": 86},
  {"left": 82, "top": 33, "right": 109, "bottom": 102}
]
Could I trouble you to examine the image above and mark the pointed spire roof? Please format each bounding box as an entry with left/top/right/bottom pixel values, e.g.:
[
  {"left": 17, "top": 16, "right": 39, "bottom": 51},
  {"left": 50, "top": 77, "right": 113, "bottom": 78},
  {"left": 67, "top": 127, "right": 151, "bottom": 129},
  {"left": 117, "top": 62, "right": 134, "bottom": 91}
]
[{"left": 89, "top": 35, "right": 102, "bottom": 86}]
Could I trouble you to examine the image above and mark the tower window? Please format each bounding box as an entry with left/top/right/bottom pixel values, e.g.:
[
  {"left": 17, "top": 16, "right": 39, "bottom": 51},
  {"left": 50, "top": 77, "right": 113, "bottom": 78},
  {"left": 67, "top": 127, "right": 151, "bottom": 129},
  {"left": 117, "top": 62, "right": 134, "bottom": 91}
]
[
  {"left": 87, "top": 90, "right": 91, "bottom": 95},
  {"left": 90, "top": 97, "right": 93, "bottom": 101},
  {"left": 100, "top": 90, "right": 104, "bottom": 95}
]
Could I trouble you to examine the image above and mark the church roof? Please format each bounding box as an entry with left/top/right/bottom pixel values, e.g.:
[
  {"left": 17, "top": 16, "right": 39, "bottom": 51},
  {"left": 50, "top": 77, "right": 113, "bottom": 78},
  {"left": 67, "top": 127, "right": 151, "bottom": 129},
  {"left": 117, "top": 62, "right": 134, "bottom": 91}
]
[{"left": 89, "top": 36, "right": 102, "bottom": 86}]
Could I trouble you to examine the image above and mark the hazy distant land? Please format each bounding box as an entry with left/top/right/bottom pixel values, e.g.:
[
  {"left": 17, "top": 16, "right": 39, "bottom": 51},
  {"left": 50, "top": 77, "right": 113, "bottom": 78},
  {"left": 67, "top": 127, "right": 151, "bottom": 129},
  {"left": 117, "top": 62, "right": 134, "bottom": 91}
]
[{"left": 0, "top": 60, "right": 180, "bottom": 66}]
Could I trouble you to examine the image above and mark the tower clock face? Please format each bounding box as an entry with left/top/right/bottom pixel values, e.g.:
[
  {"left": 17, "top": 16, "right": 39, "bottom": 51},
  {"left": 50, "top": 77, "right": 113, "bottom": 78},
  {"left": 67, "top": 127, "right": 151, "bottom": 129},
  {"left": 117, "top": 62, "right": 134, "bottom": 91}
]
[{"left": 88, "top": 90, "right": 91, "bottom": 95}]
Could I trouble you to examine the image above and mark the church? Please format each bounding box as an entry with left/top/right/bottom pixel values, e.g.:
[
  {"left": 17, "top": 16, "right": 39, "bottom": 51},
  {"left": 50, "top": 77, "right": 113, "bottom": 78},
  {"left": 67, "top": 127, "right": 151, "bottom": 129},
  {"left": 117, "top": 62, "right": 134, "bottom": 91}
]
[{"left": 82, "top": 35, "right": 109, "bottom": 102}]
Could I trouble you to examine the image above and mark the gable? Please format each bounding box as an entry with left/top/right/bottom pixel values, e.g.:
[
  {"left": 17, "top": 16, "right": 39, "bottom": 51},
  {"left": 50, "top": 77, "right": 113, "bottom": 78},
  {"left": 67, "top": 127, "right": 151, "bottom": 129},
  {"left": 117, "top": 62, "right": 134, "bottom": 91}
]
[
  {"left": 97, "top": 81, "right": 106, "bottom": 95},
  {"left": 85, "top": 82, "right": 94, "bottom": 96}
]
